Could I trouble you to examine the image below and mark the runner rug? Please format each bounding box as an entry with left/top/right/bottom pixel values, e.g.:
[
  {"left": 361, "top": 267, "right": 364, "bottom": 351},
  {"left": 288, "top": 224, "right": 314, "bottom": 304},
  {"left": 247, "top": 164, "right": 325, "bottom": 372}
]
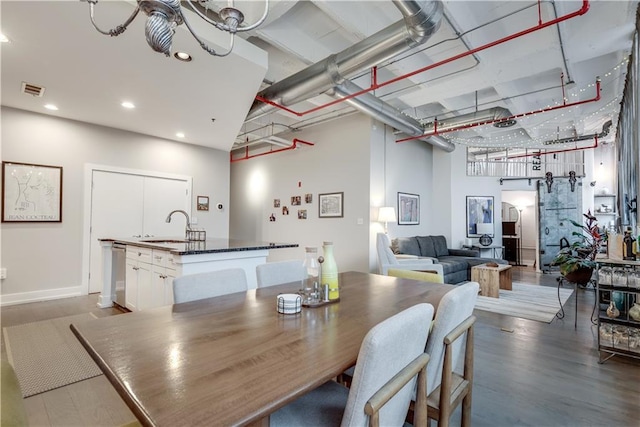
[
  {"left": 3, "top": 313, "right": 102, "bottom": 397},
  {"left": 474, "top": 282, "right": 574, "bottom": 323}
]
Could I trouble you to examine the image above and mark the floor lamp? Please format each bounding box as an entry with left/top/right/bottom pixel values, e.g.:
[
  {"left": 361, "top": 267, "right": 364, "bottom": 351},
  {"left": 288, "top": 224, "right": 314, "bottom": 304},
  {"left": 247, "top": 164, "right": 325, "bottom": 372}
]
[{"left": 517, "top": 206, "right": 525, "bottom": 266}]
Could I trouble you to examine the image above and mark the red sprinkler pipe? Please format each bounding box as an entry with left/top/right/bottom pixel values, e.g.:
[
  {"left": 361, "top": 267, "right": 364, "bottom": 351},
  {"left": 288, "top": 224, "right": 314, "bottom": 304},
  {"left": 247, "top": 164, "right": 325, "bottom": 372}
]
[
  {"left": 498, "top": 134, "right": 599, "bottom": 160},
  {"left": 255, "top": 0, "right": 590, "bottom": 117},
  {"left": 395, "top": 77, "right": 601, "bottom": 143},
  {"left": 230, "top": 138, "right": 315, "bottom": 163}
]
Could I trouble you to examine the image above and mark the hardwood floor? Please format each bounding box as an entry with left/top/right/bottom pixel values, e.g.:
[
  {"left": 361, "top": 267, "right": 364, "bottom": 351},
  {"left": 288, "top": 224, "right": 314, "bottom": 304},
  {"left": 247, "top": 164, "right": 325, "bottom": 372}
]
[{"left": 1, "top": 268, "right": 638, "bottom": 426}]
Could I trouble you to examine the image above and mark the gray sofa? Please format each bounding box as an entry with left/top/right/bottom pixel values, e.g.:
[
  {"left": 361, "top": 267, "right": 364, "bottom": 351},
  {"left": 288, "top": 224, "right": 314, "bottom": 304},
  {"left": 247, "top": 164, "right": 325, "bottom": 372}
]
[{"left": 392, "top": 235, "right": 507, "bottom": 284}]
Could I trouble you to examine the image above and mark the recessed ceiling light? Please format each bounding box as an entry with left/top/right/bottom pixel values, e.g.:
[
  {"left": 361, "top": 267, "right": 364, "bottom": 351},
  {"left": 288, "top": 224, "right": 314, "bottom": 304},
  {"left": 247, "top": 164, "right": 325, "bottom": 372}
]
[
  {"left": 44, "top": 104, "right": 59, "bottom": 111},
  {"left": 121, "top": 101, "right": 135, "bottom": 109},
  {"left": 176, "top": 132, "right": 185, "bottom": 138},
  {"left": 174, "top": 52, "right": 192, "bottom": 62},
  {"left": 0, "top": 33, "right": 10, "bottom": 43}
]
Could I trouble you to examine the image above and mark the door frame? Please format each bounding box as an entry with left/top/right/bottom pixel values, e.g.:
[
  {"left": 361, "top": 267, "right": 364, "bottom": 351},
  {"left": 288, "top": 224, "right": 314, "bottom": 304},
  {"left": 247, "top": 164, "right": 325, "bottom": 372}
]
[{"left": 81, "top": 163, "right": 193, "bottom": 296}]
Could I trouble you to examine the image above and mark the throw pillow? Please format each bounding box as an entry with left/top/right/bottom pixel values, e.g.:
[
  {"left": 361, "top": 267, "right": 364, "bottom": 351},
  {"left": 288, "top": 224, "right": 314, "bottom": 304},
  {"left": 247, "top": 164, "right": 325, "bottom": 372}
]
[
  {"left": 416, "top": 236, "right": 437, "bottom": 258},
  {"left": 432, "top": 235, "right": 450, "bottom": 257}
]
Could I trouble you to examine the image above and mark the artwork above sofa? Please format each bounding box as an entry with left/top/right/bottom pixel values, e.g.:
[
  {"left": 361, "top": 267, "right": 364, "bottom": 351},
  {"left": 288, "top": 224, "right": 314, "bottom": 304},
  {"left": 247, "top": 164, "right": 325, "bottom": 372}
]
[{"left": 391, "top": 235, "right": 507, "bottom": 284}]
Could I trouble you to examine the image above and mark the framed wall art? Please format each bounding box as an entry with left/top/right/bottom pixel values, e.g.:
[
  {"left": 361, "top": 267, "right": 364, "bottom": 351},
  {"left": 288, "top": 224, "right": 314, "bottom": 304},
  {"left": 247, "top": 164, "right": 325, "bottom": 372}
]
[
  {"left": 318, "top": 192, "right": 344, "bottom": 218},
  {"left": 466, "top": 195, "right": 494, "bottom": 237},
  {"left": 2, "top": 161, "right": 63, "bottom": 222},
  {"left": 398, "top": 192, "right": 419, "bottom": 225},
  {"left": 197, "top": 196, "right": 209, "bottom": 211}
]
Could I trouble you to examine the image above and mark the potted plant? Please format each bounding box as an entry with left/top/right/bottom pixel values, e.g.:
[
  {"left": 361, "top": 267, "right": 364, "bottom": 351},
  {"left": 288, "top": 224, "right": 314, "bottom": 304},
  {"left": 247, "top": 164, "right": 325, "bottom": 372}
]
[{"left": 552, "top": 210, "right": 606, "bottom": 284}]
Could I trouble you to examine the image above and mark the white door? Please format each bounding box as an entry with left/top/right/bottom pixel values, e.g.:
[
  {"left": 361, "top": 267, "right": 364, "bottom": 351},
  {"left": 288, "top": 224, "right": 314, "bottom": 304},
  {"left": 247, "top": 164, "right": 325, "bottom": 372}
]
[
  {"left": 89, "top": 171, "right": 144, "bottom": 293},
  {"left": 88, "top": 171, "right": 191, "bottom": 294},
  {"left": 142, "top": 176, "right": 190, "bottom": 238}
]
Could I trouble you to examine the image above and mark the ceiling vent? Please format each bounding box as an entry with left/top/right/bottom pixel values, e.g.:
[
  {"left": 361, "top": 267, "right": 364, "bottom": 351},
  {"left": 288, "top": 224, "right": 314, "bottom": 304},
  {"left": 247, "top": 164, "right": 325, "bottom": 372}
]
[{"left": 21, "top": 82, "right": 45, "bottom": 97}]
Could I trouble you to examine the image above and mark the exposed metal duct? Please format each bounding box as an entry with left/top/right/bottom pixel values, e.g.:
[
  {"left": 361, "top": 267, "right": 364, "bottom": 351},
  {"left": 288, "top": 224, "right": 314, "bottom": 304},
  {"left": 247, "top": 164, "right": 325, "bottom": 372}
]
[
  {"left": 331, "top": 80, "right": 455, "bottom": 152},
  {"left": 543, "top": 120, "right": 612, "bottom": 145},
  {"left": 421, "top": 107, "right": 513, "bottom": 134},
  {"left": 246, "top": 0, "right": 444, "bottom": 121}
]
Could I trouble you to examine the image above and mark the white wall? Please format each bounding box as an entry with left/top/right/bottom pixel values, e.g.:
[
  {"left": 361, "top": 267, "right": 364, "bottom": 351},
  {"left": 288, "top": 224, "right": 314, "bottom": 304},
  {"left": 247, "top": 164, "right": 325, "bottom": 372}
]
[
  {"left": 1, "top": 107, "right": 231, "bottom": 304},
  {"left": 230, "top": 114, "right": 373, "bottom": 272}
]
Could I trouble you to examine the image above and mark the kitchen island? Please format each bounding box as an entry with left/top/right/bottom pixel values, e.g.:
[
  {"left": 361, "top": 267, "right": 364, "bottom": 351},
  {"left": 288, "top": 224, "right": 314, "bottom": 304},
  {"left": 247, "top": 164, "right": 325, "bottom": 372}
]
[{"left": 98, "top": 238, "right": 298, "bottom": 309}]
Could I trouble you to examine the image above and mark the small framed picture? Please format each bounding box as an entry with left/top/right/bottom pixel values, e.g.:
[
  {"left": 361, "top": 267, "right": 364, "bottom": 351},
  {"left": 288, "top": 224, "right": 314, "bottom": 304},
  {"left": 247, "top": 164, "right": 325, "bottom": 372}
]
[
  {"left": 291, "top": 196, "right": 301, "bottom": 206},
  {"left": 298, "top": 209, "right": 307, "bottom": 219},
  {"left": 274, "top": 199, "right": 281, "bottom": 208},
  {"left": 197, "top": 196, "right": 209, "bottom": 211},
  {"left": 318, "top": 192, "right": 344, "bottom": 218},
  {"left": 2, "top": 161, "right": 63, "bottom": 222},
  {"left": 305, "top": 193, "right": 313, "bottom": 203},
  {"left": 398, "top": 192, "right": 419, "bottom": 225}
]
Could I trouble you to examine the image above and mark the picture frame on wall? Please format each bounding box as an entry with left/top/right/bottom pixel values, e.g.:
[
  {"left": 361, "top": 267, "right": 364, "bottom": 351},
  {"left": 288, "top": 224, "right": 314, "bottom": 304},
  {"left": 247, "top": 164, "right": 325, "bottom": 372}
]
[
  {"left": 398, "top": 192, "right": 419, "bottom": 225},
  {"left": 466, "top": 195, "right": 494, "bottom": 237},
  {"left": 318, "top": 192, "right": 344, "bottom": 218},
  {"left": 2, "top": 161, "right": 63, "bottom": 222},
  {"left": 197, "top": 196, "right": 209, "bottom": 211}
]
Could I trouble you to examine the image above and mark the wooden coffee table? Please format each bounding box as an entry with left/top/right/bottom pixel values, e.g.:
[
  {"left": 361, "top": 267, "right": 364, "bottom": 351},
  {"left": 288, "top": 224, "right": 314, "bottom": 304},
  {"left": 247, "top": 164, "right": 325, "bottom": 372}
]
[{"left": 471, "top": 263, "right": 512, "bottom": 298}]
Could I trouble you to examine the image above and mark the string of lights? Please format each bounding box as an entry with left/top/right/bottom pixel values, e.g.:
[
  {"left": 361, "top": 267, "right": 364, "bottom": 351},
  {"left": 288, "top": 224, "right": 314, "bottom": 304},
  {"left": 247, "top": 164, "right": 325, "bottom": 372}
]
[{"left": 448, "top": 57, "right": 629, "bottom": 149}]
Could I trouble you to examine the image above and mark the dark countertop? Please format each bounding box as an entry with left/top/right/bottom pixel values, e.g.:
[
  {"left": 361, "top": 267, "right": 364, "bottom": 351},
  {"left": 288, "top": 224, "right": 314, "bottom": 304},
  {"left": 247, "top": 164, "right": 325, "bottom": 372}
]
[{"left": 100, "top": 237, "right": 298, "bottom": 255}]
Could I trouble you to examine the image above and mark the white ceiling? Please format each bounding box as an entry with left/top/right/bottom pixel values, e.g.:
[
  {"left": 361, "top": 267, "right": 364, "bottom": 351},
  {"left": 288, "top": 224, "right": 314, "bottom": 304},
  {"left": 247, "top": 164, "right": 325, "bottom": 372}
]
[{"left": 2, "top": 0, "right": 638, "bottom": 153}]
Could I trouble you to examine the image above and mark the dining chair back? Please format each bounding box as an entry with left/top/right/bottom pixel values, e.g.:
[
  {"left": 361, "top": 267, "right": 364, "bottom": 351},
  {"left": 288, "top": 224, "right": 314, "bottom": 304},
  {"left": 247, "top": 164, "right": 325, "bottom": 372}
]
[
  {"left": 256, "top": 260, "right": 306, "bottom": 288},
  {"left": 423, "top": 281, "right": 479, "bottom": 427},
  {"left": 271, "top": 303, "right": 434, "bottom": 427},
  {"left": 172, "top": 268, "right": 248, "bottom": 304}
]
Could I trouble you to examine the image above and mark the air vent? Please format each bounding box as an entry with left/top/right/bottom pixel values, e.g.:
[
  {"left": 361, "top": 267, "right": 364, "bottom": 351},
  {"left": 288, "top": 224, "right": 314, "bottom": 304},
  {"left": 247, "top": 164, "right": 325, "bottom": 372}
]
[
  {"left": 21, "top": 82, "right": 45, "bottom": 97},
  {"left": 493, "top": 119, "right": 517, "bottom": 128}
]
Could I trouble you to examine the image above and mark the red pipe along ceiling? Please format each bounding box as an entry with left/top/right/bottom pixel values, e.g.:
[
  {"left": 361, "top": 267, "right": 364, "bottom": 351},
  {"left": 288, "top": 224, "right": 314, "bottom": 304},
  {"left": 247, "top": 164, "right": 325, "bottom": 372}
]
[
  {"left": 230, "top": 138, "right": 315, "bottom": 163},
  {"left": 255, "top": 0, "right": 590, "bottom": 117},
  {"left": 397, "top": 77, "right": 601, "bottom": 143},
  {"left": 498, "top": 135, "right": 600, "bottom": 160}
]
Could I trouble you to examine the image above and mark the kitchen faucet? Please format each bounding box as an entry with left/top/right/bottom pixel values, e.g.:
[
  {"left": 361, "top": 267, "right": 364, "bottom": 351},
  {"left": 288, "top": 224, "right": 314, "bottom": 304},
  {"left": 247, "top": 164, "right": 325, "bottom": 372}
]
[{"left": 166, "top": 209, "right": 193, "bottom": 239}]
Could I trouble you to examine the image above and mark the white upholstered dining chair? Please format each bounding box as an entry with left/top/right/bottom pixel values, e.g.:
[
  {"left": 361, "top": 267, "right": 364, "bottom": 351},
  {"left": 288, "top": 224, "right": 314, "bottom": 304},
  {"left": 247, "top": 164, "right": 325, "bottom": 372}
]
[
  {"left": 414, "top": 281, "right": 479, "bottom": 427},
  {"left": 270, "top": 303, "right": 434, "bottom": 427},
  {"left": 376, "top": 232, "right": 443, "bottom": 276},
  {"left": 172, "top": 268, "right": 248, "bottom": 304},
  {"left": 256, "top": 260, "right": 306, "bottom": 288}
]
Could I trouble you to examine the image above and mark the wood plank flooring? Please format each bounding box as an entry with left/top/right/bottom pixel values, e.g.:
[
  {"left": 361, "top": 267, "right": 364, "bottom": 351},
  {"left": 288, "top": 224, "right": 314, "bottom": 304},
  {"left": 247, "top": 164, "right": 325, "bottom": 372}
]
[{"left": 1, "top": 268, "right": 639, "bottom": 426}]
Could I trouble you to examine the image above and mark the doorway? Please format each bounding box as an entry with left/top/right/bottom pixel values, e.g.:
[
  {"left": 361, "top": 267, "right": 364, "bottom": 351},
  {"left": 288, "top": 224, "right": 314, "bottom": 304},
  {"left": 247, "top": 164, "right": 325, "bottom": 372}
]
[{"left": 502, "top": 191, "right": 538, "bottom": 269}]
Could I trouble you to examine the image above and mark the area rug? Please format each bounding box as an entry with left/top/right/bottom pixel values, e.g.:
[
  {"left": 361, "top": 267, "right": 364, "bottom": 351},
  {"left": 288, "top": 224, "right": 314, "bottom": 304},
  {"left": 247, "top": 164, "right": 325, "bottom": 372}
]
[
  {"left": 474, "top": 282, "right": 574, "bottom": 323},
  {"left": 3, "top": 313, "right": 102, "bottom": 397}
]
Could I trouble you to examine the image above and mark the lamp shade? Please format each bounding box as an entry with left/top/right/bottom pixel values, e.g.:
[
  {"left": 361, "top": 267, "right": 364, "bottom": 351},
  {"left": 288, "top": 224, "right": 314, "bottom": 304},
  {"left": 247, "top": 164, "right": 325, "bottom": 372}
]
[
  {"left": 378, "top": 207, "right": 397, "bottom": 223},
  {"left": 476, "top": 223, "right": 493, "bottom": 236}
]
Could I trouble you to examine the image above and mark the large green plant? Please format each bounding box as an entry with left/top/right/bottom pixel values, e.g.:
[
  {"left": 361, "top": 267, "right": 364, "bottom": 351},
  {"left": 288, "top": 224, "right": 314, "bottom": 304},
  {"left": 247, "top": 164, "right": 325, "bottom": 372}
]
[{"left": 552, "top": 211, "right": 606, "bottom": 276}]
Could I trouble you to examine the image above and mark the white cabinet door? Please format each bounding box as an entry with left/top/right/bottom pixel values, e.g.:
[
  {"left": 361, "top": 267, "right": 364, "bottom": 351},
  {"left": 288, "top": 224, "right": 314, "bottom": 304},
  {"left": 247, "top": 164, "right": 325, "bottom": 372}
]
[
  {"left": 135, "top": 261, "right": 153, "bottom": 310},
  {"left": 90, "top": 171, "right": 144, "bottom": 293},
  {"left": 143, "top": 177, "right": 190, "bottom": 238},
  {"left": 151, "top": 264, "right": 169, "bottom": 309},
  {"left": 164, "top": 269, "right": 176, "bottom": 306}
]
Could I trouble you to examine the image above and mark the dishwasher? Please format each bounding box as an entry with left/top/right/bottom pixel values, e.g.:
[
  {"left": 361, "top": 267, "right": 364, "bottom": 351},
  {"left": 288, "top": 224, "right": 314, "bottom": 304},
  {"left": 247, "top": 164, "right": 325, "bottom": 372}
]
[{"left": 112, "top": 243, "right": 127, "bottom": 309}]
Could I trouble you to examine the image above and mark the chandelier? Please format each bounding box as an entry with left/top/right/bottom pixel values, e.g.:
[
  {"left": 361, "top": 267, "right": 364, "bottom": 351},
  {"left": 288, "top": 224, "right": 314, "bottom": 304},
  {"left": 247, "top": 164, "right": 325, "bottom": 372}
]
[{"left": 86, "top": 0, "right": 269, "bottom": 57}]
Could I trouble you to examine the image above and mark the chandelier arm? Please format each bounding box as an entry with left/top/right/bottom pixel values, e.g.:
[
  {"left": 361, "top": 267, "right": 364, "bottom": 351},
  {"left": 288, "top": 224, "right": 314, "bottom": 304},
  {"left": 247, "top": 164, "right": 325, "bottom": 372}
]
[
  {"left": 181, "top": 13, "right": 235, "bottom": 57},
  {"left": 184, "top": 0, "right": 231, "bottom": 31},
  {"left": 184, "top": 0, "right": 268, "bottom": 33},
  {"left": 87, "top": 0, "right": 140, "bottom": 37},
  {"left": 234, "top": 0, "right": 269, "bottom": 32}
]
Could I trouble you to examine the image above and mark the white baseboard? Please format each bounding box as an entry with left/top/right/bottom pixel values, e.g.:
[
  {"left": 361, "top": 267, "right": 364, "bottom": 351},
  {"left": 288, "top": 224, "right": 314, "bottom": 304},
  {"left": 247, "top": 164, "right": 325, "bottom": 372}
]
[{"left": 0, "top": 286, "right": 84, "bottom": 307}]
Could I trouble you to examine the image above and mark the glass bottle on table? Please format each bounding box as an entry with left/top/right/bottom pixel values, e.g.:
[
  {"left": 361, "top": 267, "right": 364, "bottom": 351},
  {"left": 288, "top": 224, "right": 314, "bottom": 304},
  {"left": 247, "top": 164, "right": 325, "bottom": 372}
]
[
  {"left": 302, "top": 247, "right": 319, "bottom": 303},
  {"left": 322, "top": 241, "right": 339, "bottom": 301}
]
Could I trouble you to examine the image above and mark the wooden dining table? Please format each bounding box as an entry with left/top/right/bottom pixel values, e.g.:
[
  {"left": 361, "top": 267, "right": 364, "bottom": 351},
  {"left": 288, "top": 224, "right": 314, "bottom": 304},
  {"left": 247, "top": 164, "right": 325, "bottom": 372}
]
[{"left": 71, "top": 271, "right": 455, "bottom": 427}]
